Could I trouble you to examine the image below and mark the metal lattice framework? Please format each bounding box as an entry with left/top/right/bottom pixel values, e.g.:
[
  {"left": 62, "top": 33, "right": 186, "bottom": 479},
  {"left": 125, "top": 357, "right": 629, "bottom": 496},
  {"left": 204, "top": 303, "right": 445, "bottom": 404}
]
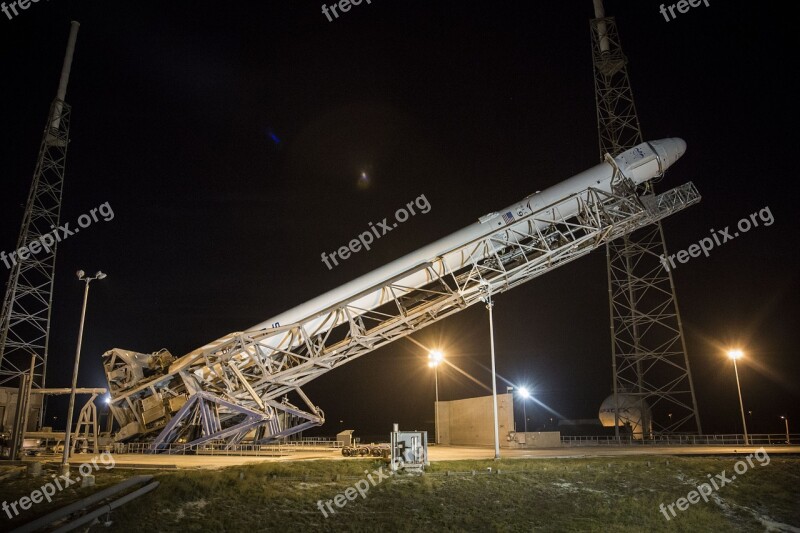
[
  {"left": 591, "top": 13, "right": 702, "bottom": 436},
  {"left": 0, "top": 99, "right": 72, "bottom": 401},
  {"left": 104, "top": 171, "right": 700, "bottom": 451}
]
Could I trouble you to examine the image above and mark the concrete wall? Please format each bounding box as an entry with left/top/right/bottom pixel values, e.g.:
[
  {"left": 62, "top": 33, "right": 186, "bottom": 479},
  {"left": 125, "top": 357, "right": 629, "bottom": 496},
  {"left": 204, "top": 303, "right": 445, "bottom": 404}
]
[
  {"left": 0, "top": 386, "right": 43, "bottom": 433},
  {"left": 436, "top": 393, "right": 515, "bottom": 448},
  {"left": 516, "top": 431, "right": 561, "bottom": 447}
]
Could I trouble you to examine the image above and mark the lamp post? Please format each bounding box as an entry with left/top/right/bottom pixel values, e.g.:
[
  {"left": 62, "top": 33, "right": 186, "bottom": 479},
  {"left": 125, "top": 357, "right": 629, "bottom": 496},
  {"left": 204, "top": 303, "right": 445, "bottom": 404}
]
[
  {"left": 506, "top": 387, "right": 515, "bottom": 432},
  {"left": 727, "top": 349, "right": 749, "bottom": 446},
  {"left": 61, "top": 270, "right": 106, "bottom": 474},
  {"left": 781, "top": 416, "right": 789, "bottom": 445},
  {"left": 518, "top": 387, "right": 530, "bottom": 434},
  {"left": 481, "top": 283, "right": 501, "bottom": 460},
  {"left": 428, "top": 350, "right": 443, "bottom": 444}
]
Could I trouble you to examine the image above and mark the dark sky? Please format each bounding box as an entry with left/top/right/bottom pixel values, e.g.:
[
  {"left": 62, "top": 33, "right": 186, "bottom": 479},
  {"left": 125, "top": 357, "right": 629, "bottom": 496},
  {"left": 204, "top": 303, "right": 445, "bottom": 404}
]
[{"left": 1, "top": 1, "right": 797, "bottom": 439}]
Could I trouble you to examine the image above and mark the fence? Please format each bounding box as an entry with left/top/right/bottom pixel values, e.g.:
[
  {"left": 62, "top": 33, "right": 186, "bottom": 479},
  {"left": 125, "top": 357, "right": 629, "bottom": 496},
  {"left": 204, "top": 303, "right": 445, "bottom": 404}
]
[{"left": 560, "top": 433, "right": 797, "bottom": 447}]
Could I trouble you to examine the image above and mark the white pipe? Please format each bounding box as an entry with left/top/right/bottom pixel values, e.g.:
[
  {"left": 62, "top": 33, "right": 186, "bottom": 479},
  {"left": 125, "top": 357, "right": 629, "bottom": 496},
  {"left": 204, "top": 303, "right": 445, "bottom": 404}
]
[
  {"left": 56, "top": 21, "right": 80, "bottom": 102},
  {"left": 593, "top": 0, "right": 610, "bottom": 54},
  {"left": 51, "top": 21, "right": 80, "bottom": 132}
]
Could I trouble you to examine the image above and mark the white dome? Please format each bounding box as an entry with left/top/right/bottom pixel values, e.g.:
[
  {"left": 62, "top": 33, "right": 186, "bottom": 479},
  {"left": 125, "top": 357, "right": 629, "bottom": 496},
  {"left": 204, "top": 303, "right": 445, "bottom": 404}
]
[{"left": 598, "top": 394, "right": 652, "bottom": 439}]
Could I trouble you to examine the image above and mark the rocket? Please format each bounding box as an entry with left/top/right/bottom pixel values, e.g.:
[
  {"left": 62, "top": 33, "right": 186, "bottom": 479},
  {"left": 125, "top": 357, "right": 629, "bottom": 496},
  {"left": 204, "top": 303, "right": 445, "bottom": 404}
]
[
  {"left": 105, "top": 137, "right": 689, "bottom": 448},
  {"left": 180, "top": 138, "right": 686, "bottom": 363}
]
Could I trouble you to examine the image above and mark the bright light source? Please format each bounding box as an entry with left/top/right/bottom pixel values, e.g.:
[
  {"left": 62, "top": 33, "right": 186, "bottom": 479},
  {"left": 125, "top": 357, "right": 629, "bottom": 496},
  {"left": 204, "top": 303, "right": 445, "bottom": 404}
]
[
  {"left": 428, "top": 350, "right": 443, "bottom": 366},
  {"left": 104, "top": 396, "right": 111, "bottom": 405},
  {"left": 427, "top": 361, "right": 436, "bottom": 368},
  {"left": 518, "top": 387, "right": 530, "bottom": 399},
  {"left": 727, "top": 349, "right": 744, "bottom": 360}
]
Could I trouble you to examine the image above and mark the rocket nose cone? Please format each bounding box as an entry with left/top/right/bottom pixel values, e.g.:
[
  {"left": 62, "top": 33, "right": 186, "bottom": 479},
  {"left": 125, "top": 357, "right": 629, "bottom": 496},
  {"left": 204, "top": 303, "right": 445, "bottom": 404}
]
[
  {"left": 650, "top": 137, "right": 687, "bottom": 174},
  {"left": 673, "top": 137, "right": 687, "bottom": 159}
]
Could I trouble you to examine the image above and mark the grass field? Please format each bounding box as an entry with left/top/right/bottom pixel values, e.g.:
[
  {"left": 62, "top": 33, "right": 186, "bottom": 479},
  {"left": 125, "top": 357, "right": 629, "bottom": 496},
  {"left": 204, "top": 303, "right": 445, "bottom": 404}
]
[{"left": 2, "top": 454, "right": 799, "bottom": 532}]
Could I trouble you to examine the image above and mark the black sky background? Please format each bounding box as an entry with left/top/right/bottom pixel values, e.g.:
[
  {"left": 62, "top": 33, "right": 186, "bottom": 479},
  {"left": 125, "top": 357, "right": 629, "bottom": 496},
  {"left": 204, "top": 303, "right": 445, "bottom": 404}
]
[{"left": 1, "top": 1, "right": 797, "bottom": 439}]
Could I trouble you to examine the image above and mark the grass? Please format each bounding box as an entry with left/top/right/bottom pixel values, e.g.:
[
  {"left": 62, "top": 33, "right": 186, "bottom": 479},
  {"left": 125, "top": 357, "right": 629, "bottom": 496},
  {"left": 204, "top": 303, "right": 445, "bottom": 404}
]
[{"left": 2, "top": 455, "right": 799, "bottom": 532}]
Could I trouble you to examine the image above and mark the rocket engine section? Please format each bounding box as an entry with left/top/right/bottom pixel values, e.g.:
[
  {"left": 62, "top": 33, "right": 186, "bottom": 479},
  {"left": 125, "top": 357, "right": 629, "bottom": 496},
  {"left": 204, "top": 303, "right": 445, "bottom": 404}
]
[
  {"left": 103, "top": 348, "right": 188, "bottom": 442},
  {"left": 104, "top": 348, "right": 175, "bottom": 393}
]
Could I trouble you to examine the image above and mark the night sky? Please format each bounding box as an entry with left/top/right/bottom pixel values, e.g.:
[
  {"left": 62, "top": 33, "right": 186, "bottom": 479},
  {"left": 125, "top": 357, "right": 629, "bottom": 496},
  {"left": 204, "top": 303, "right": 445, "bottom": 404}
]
[{"left": 1, "top": 1, "right": 797, "bottom": 439}]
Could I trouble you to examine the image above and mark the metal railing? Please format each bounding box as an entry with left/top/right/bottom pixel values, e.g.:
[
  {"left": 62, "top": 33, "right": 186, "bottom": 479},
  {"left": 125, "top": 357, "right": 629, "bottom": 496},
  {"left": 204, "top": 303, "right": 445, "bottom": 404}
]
[{"left": 560, "top": 434, "right": 798, "bottom": 446}]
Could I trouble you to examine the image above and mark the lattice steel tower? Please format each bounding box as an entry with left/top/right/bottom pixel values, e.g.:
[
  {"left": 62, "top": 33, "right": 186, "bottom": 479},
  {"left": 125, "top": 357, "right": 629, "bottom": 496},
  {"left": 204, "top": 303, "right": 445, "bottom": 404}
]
[
  {"left": 0, "top": 23, "right": 81, "bottom": 417},
  {"left": 590, "top": 1, "right": 701, "bottom": 437}
]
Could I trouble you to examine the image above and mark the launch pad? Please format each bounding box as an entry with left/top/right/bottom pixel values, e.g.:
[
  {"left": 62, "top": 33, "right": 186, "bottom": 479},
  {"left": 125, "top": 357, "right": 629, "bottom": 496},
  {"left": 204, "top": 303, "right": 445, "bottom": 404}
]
[{"left": 102, "top": 141, "right": 699, "bottom": 452}]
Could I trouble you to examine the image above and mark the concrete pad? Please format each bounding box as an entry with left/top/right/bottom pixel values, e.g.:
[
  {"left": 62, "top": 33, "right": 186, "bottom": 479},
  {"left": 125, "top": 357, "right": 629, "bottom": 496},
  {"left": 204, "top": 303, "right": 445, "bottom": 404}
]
[{"left": 20, "top": 444, "right": 799, "bottom": 471}]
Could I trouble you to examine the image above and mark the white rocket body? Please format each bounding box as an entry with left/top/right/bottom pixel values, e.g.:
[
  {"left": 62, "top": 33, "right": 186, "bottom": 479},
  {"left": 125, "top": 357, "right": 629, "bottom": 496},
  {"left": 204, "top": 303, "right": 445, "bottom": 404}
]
[{"left": 183, "top": 138, "right": 685, "bottom": 363}]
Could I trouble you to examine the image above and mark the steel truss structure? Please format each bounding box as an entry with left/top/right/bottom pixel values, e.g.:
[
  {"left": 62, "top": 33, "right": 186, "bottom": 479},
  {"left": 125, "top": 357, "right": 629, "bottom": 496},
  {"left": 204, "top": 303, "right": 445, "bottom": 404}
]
[
  {"left": 0, "top": 99, "right": 72, "bottom": 399},
  {"left": 104, "top": 170, "right": 700, "bottom": 451},
  {"left": 0, "top": 23, "right": 79, "bottom": 433},
  {"left": 591, "top": 10, "right": 702, "bottom": 436}
]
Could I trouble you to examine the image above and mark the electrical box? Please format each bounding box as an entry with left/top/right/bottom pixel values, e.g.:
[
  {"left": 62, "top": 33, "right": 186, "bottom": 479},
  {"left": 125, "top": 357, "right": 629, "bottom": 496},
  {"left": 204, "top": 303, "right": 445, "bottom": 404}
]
[{"left": 390, "top": 424, "right": 428, "bottom": 472}]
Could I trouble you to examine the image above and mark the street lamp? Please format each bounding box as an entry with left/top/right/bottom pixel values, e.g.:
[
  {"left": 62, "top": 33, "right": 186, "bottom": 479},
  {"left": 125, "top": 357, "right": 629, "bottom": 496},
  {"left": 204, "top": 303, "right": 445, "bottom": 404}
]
[
  {"left": 61, "top": 270, "right": 106, "bottom": 474},
  {"left": 781, "top": 416, "right": 790, "bottom": 445},
  {"left": 428, "top": 350, "right": 443, "bottom": 445},
  {"left": 518, "top": 387, "right": 530, "bottom": 434},
  {"left": 727, "top": 349, "right": 749, "bottom": 446},
  {"left": 480, "top": 283, "right": 501, "bottom": 460}
]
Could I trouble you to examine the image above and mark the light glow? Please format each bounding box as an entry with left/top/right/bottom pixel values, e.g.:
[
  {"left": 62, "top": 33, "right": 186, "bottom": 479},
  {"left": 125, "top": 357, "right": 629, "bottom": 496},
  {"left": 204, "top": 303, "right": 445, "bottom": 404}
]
[
  {"left": 727, "top": 349, "right": 744, "bottom": 360},
  {"left": 428, "top": 350, "right": 444, "bottom": 367}
]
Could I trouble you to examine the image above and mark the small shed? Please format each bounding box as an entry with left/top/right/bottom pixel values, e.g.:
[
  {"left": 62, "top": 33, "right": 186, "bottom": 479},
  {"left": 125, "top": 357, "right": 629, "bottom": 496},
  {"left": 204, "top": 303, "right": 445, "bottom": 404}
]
[{"left": 336, "top": 429, "right": 355, "bottom": 446}]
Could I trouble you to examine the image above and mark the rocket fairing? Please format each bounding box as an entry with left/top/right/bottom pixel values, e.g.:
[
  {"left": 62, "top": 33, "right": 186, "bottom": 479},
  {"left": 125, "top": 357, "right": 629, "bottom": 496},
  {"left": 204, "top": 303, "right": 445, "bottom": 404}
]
[{"left": 183, "top": 138, "right": 686, "bottom": 362}]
